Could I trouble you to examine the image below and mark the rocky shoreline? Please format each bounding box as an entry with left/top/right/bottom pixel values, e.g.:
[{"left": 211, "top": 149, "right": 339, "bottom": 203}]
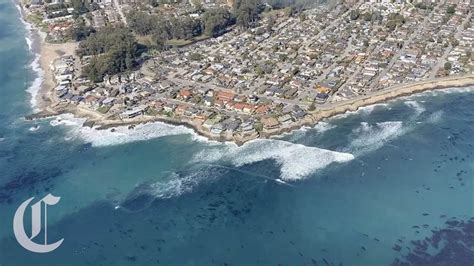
[{"left": 27, "top": 74, "right": 474, "bottom": 146}]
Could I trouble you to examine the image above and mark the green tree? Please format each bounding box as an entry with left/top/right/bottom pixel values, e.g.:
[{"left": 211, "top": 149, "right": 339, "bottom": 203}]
[
  {"left": 444, "top": 62, "right": 452, "bottom": 71},
  {"left": 202, "top": 8, "right": 233, "bottom": 37},
  {"left": 78, "top": 27, "right": 140, "bottom": 82},
  {"left": 447, "top": 5, "right": 456, "bottom": 15},
  {"left": 234, "top": 0, "right": 260, "bottom": 29}
]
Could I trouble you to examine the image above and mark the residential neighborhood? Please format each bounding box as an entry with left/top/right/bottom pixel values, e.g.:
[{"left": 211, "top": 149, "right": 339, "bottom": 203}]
[{"left": 25, "top": 0, "right": 474, "bottom": 142}]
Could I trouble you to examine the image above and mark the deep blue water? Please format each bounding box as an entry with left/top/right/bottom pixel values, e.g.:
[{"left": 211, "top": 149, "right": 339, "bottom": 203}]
[{"left": 0, "top": 1, "right": 473, "bottom": 265}]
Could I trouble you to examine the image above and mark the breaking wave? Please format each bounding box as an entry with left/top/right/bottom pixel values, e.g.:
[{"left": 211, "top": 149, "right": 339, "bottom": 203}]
[
  {"left": 404, "top": 100, "right": 426, "bottom": 115},
  {"left": 358, "top": 103, "right": 389, "bottom": 115},
  {"left": 118, "top": 167, "right": 224, "bottom": 211},
  {"left": 193, "top": 139, "right": 354, "bottom": 181},
  {"left": 346, "top": 121, "right": 404, "bottom": 155},
  {"left": 282, "top": 121, "right": 336, "bottom": 142},
  {"left": 16, "top": 3, "right": 43, "bottom": 110},
  {"left": 49, "top": 114, "right": 196, "bottom": 147}
]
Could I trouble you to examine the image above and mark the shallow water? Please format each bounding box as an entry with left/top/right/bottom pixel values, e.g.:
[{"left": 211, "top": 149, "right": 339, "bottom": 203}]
[{"left": 0, "top": 1, "right": 473, "bottom": 265}]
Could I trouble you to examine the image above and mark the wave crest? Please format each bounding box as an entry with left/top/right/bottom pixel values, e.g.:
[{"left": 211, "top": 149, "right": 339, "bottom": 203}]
[
  {"left": 49, "top": 114, "right": 196, "bottom": 147},
  {"left": 193, "top": 139, "right": 354, "bottom": 181},
  {"left": 347, "top": 121, "right": 404, "bottom": 155}
]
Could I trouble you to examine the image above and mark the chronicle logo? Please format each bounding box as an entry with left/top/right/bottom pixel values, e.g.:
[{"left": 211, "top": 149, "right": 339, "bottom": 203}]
[{"left": 13, "top": 194, "right": 64, "bottom": 253}]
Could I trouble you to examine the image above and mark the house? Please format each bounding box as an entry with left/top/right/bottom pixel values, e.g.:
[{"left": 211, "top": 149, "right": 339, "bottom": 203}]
[
  {"left": 120, "top": 106, "right": 147, "bottom": 119},
  {"left": 175, "top": 105, "right": 188, "bottom": 116},
  {"left": 210, "top": 124, "right": 224, "bottom": 135},
  {"left": 84, "top": 95, "right": 99, "bottom": 106},
  {"left": 216, "top": 91, "right": 235, "bottom": 102},
  {"left": 178, "top": 89, "right": 192, "bottom": 100},
  {"left": 278, "top": 114, "right": 292, "bottom": 125},
  {"left": 315, "top": 93, "right": 329, "bottom": 103},
  {"left": 102, "top": 97, "right": 115, "bottom": 106},
  {"left": 203, "top": 96, "right": 213, "bottom": 106},
  {"left": 261, "top": 117, "right": 280, "bottom": 130}
]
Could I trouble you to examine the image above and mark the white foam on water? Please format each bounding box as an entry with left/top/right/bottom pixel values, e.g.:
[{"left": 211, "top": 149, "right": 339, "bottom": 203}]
[
  {"left": 359, "top": 103, "right": 389, "bottom": 115},
  {"left": 330, "top": 103, "right": 391, "bottom": 120},
  {"left": 28, "top": 125, "right": 40, "bottom": 132},
  {"left": 314, "top": 121, "right": 337, "bottom": 133},
  {"left": 408, "top": 86, "right": 474, "bottom": 98},
  {"left": 283, "top": 122, "right": 336, "bottom": 142},
  {"left": 49, "top": 114, "right": 196, "bottom": 147},
  {"left": 26, "top": 54, "right": 44, "bottom": 110},
  {"left": 135, "top": 167, "right": 224, "bottom": 201},
  {"left": 25, "top": 36, "right": 33, "bottom": 51},
  {"left": 427, "top": 111, "right": 444, "bottom": 124},
  {"left": 347, "top": 121, "right": 404, "bottom": 155},
  {"left": 436, "top": 86, "right": 474, "bottom": 94},
  {"left": 16, "top": 4, "right": 43, "bottom": 110},
  {"left": 404, "top": 100, "right": 426, "bottom": 115},
  {"left": 148, "top": 172, "right": 202, "bottom": 199},
  {"left": 193, "top": 139, "right": 354, "bottom": 181}
]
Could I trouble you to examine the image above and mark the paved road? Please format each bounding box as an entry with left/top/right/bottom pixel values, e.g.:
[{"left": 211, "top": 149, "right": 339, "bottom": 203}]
[
  {"left": 113, "top": 0, "right": 127, "bottom": 25},
  {"left": 430, "top": 12, "right": 472, "bottom": 78},
  {"left": 370, "top": 2, "right": 441, "bottom": 90},
  {"left": 299, "top": 0, "right": 364, "bottom": 52}
]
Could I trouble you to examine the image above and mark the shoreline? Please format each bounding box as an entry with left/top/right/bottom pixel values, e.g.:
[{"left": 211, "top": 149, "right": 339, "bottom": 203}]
[
  {"left": 15, "top": 0, "right": 43, "bottom": 110},
  {"left": 17, "top": 3, "right": 474, "bottom": 146},
  {"left": 30, "top": 74, "right": 474, "bottom": 146}
]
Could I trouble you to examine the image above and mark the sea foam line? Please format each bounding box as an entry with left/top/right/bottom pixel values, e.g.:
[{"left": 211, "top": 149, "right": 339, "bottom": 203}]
[
  {"left": 49, "top": 114, "right": 198, "bottom": 147},
  {"left": 193, "top": 139, "right": 354, "bottom": 181},
  {"left": 15, "top": 3, "right": 44, "bottom": 111},
  {"left": 48, "top": 114, "right": 354, "bottom": 181}
]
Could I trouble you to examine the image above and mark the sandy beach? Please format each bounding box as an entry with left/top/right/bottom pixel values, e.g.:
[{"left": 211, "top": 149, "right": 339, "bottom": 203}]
[{"left": 37, "top": 40, "right": 77, "bottom": 109}]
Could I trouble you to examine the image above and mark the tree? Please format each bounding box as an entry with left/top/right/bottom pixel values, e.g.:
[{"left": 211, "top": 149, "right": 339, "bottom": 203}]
[
  {"left": 189, "top": 53, "right": 202, "bottom": 61},
  {"left": 447, "top": 5, "right": 456, "bottom": 15},
  {"left": 266, "top": 15, "right": 275, "bottom": 32},
  {"left": 350, "top": 10, "right": 359, "bottom": 20},
  {"left": 202, "top": 8, "right": 233, "bottom": 37},
  {"left": 444, "top": 62, "right": 452, "bottom": 71},
  {"left": 78, "top": 27, "right": 140, "bottom": 82},
  {"left": 234, "top": 0, "right": 260, "bottom": 29},
  {"left": 69, "top": 18, "right": 95, "bottom": 41}
]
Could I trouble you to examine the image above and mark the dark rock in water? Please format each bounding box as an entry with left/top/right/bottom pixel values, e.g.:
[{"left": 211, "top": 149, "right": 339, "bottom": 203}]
[
  {"left": 361, "top": 246, "right": 366, "bottom": 251},
  {"left": 110, "top": 128, "right": 116, "bottom": 132},
  {"left": 311, "top": 258, "right": 318, "bottom": 265},
  {"left": 422, "top": 213, "right": 429, "bottom": 216},
  {"left": 83, "top": 120, "right": 95, "bottom": 128},
  {"left": 392, "top": 217, "right": 474, "bottom": 265},
  {"left": 0, "top": 167, "right": 63, "bottom": 203}
]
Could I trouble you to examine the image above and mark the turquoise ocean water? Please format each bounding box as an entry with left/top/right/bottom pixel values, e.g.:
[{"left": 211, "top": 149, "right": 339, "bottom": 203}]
[{"left": 0, "top": 1, "right": 473, "bottom": 265}]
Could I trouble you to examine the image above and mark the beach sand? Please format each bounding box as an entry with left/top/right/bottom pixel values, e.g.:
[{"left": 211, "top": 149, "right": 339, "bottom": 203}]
[{"left": 37, "top": 39, "right": 77, "bottom": 110}]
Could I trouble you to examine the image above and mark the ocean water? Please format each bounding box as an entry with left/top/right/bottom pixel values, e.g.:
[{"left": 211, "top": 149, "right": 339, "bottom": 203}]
[{"left": 0, "top": 1, "right": 473, "bottom": 265}]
